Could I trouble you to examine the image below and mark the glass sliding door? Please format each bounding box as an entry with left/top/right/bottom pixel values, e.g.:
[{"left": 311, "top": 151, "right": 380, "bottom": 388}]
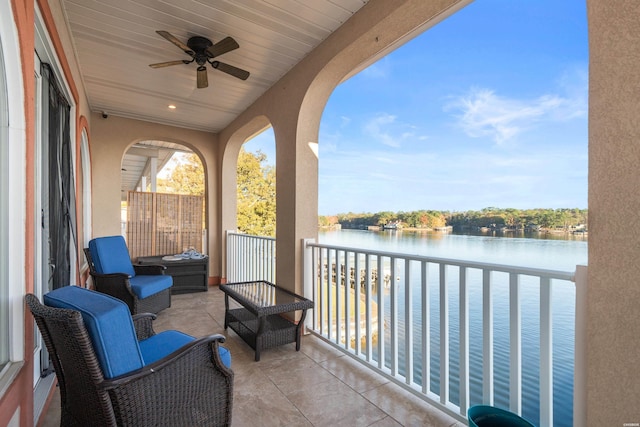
[{"left": 41, "top": 63, "right": 76, "bottom": 291}]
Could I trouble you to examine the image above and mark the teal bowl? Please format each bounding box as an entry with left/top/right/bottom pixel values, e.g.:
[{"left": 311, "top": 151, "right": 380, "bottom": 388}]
[{"left": 467, "top": 405, "right": 536, "bottom": 427}]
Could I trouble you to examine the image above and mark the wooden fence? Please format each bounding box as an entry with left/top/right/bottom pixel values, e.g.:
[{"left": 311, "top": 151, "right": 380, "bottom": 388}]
[{"left": 126, "top": 191, "right": 204, "bottom": 260}]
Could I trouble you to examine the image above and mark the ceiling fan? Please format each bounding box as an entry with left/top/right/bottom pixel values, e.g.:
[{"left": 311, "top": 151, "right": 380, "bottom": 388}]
[{"left": 149, "top": 30, "right": 250, "bottom": 89}]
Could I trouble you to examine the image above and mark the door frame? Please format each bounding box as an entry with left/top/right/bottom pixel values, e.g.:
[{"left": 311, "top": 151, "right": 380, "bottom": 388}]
[{"left": 32, "top": 2, "right": 78, "bottom": 412}]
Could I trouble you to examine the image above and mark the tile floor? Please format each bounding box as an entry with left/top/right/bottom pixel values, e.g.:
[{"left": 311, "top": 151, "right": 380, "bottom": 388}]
[{"left": 39, "top": 287, "right": 464, "bottom": 427}]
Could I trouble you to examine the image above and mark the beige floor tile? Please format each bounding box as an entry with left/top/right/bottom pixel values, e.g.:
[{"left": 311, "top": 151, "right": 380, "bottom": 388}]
[
  {"left": 362, "top": 382, "right": 460, "bottom": 427},
  {"left": 319, "top": 353, "right": 389, "bottom": 393},
  {"left": 285, "top": 377, "right": 387, "bottom": 427},
  {"left": 39, "top": 289, "right": 466, "bottom": 427}
]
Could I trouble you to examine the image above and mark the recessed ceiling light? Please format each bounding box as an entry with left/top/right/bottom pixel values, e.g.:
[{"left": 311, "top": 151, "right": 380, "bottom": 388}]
[{"left": 168, "top": 104, "right": 177, "bottom": 109}]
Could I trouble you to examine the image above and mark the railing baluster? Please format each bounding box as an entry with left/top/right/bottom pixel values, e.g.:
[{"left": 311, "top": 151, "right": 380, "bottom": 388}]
[
  {"left": 422, "top": 261, "right": 430, "bottom": 395},
  {"left": 483, "top": 268, "right": 494, "bottom": 405},
  {"left": 365, "top": 254, "right": 372, "bottom": 363},
  {"left": 318, "top": 247, "right": 324, "bottom": 334},
  {"left": 258, "top": 238, "right": 261, "bottom": 280},
  {"left": 311, "top": 245, "right": 318, "bottom": 331},
  {"left": 390, "top": 257, "right": 398, "bottom": 375},
  {"left": 327, "top": 249, "right": 334, "bottom": 342},
  {"left": 509, "top": 272, "right": 522, "bottom": 415},
  {"left": 335, "top": 250, "right": 342, "bottom": 346},
  {"left": 377, "top": 255, "right": 384, "bottom": 369},
  {"left": 540, "top": 276, "right": 553, "bottom": 427},
  {"left": 439, "top": 263, "right": 449, "bottom": 404},
  {"left": 354, "top": 253, "right": 362, "bottom": 355},
  {"left": 345, "top": 251, "right": 351, "bottom": 350},
  {"left": 405, "top": 259, "right": 413, "bottom": 385},
  {"left": 459, "top": 266, "right": 469, "bottom": 416},
  {"left": 240, "top": 235, "right": 245, "bottom": 281}
]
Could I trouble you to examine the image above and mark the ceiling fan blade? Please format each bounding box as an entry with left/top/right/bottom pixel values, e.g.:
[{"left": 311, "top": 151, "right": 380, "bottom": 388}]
[
  {"left": 206, "top": 36, "right": 239, "bottom": 58},
  {"left": 197, "top": 66, "right": 208, "bottom": 88},
  {"left": 149, "top": 60, "right": 191, "bottom": 68},
  {"left": 156, "top": 30, "right": 194, "bottom": 56},
  {"left": 211, "top": 61, "right": 250, "bottom": 80}
]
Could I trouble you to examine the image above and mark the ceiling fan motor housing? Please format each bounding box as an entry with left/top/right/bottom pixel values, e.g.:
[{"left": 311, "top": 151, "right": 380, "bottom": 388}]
[{"left": 187, "top": 36, "right": 213, "bottom": 65}]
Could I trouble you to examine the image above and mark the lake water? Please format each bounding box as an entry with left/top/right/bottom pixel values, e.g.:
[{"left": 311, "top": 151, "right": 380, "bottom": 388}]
[{"left": 318, "top": 229, "right": 587, "bottom": 427}]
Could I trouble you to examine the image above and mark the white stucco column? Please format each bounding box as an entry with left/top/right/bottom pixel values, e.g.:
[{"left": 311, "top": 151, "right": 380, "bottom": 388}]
[{"left": 272, "top": 118, "right": 319, "bottom": 296}]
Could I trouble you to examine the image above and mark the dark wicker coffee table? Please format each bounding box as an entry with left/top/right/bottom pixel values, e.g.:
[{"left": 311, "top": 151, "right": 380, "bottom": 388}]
[{"left": 220, "top": 280, "right": 314, "bottom": 361}]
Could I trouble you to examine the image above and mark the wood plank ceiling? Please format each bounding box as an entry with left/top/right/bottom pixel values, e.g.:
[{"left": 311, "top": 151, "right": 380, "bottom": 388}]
[{"left": 60, "top": 0, "right": 370, "bottom": 133}]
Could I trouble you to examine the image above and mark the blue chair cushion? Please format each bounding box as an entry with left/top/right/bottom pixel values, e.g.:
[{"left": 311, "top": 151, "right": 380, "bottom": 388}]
[
  {"left": 218, "top": 345, "right": 231, "bottom": 368},
  {"left": 89, "top": 236, "right": 136, "bottom": 278},
  {"left": 139, "top": 332, "right": 231, "bottom": 368},
  {"left": 129, "top": 274, "right": 173, "bottom": 299},
  {"left": 139, "top": 330, "right": 195, "bottom": 365},
  {"left": 43, "top": 286, "right": 144, "bottom": 379}
]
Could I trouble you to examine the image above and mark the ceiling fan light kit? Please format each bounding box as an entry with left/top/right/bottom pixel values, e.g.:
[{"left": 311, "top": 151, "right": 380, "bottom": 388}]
[{"left": 150, "top": 31, "right": 250, "bottom": 89}]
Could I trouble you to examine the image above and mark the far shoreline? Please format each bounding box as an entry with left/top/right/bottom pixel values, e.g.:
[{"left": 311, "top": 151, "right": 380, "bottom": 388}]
[{"left": 320, "top": 225, "right": 588, "bottom": 240}]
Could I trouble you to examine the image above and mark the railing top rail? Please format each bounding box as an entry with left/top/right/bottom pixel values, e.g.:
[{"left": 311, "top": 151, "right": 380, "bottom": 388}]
[
  {"left": 227, "top": 231, "right": 276, "bottom": 242},
  {"left": 306, "top": 241, "right": 575, "bottom": 282}
]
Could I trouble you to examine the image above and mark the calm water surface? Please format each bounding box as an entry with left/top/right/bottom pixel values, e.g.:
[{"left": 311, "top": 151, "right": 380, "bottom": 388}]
[
  {"left": 318, "top": 229, "right": 587, "bottom": 427},
  {"left": 319, "top": 228, "right": 587, "bottom": 270}
]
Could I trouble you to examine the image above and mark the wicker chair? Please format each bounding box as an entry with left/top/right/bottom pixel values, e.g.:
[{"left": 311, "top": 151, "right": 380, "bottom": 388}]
[
  {"left": 84, "top": 236, "right": 172, "bottom": 314},
  {"left": 26, "top": 287, "right": 233, "bottom": 427}
]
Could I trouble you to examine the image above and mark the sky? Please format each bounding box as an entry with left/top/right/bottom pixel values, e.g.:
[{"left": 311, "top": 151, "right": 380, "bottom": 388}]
[{"left": 244, "top": 0, "right": 589, "bottom": 216}]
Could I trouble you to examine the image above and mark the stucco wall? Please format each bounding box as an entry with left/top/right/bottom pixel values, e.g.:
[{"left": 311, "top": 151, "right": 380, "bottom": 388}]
[
  {"left": 587, "top": 0, "right": 640, "bottom": 425},
  {"left": 89, "top": 113, "right": 222, "bottom": 277}
]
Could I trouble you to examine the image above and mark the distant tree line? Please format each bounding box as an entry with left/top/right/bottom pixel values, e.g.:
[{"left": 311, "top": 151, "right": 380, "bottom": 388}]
[
  {"left": 321, "top": 210, "right": 447, "bottom": 229},
  {"left": 320, "top": 207, "right": 588, "bottom": 231},
  {"left": 156, "top": 153, "right": 586, "bottom": 234}
]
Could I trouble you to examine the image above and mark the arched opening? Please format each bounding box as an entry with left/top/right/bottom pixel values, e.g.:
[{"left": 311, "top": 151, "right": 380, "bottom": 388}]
[
  {"left": 237, "top": 127, "right": 276, "bottom": 237},
  {"left": 319, "top": 1, "right": 587, "bottom": 219},
  {"left": 316, "top": 2, "right": 588, "bottom": 426},
  {"left": 121, "top": 140, "right": 207, "bottom": 260}
]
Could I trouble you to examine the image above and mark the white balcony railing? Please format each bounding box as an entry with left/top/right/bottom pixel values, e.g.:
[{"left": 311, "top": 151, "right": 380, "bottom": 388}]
[
  {"left": 226, "top": 231, "right": 276, "bottom": 283},
  {"left": 226, "top": 233, "right": 586, "bottom": 427}
]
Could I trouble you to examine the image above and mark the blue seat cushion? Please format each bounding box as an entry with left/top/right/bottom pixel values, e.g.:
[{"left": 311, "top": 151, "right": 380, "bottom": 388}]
[
  {"left": 89, "top": 236, "right": 136, "bottom": 278},
  {"left": 43, "top": 286, "right": 144, "bottom": 379},
  {"left": 139, "top": 330, "right": 195, "bottom": 365},
  {"left": 218, "top": 346, "right": 231, "bottom": 368},
  {"left": 139, "top": 332, "right": 231, "bottom": 368},
  {"left": 129, "top": 274, "right": 173, "bottom": 299}
]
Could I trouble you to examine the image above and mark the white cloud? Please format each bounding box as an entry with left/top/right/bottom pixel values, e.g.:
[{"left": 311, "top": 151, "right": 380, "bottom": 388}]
[
  {"left": 363, "top": 113, "right": 401, "bottom": 147},
  {"left": 362, "top": 113, "right": 428, "bottom": 148},
  {"left": 444, "top": 84, "right": 587, "bottom": 145}
]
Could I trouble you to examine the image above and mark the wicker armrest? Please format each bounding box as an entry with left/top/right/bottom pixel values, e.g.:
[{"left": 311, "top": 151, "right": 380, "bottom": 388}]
[
  {"left": 133, "top": 264, "right": 167, "bottom": 275},
  {"left": 101, "top": 335, "right": 233, "bottom": 426},
  {"left": 132, "top": 313, "right": 157, "bottom": 340},
  {"left": 91, "top": 271, "right": 132, "bottom": 280},
  {"left": 103, "top": 334, "right": 230, "bottom": 387}
]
